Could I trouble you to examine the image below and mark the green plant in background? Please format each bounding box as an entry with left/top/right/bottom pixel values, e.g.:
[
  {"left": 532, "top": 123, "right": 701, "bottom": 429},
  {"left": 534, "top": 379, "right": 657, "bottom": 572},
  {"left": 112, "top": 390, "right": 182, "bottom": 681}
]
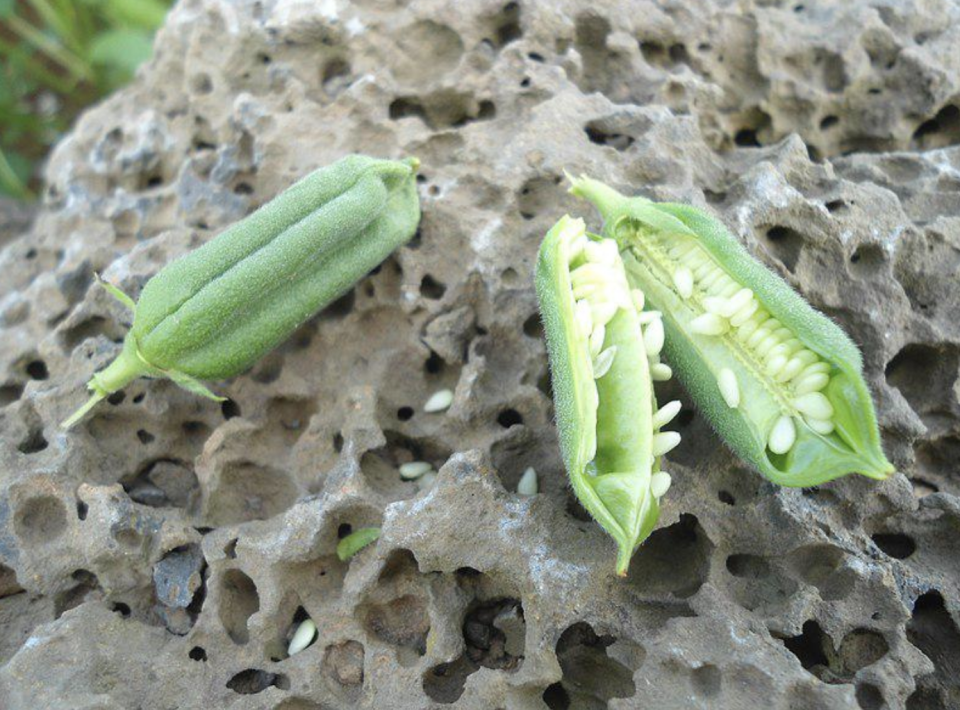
[
  {"left": 0, "top": 0, "right": 173, "bottom": 199},
  {"left": 535, "top": 215, "right": 680, "bottom": 576},
  {"left": 63, "top": 154, "right": 422, "bottom": 427},
  {"left": 569, "top": 175, "right": 894, "bottom": 488}
]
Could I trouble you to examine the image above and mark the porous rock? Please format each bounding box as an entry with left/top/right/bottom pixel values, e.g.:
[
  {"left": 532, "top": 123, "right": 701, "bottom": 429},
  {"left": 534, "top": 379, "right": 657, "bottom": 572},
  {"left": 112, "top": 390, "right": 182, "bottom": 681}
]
[{"left": 1, "top": 0, "right": 959, "bottom": 708}]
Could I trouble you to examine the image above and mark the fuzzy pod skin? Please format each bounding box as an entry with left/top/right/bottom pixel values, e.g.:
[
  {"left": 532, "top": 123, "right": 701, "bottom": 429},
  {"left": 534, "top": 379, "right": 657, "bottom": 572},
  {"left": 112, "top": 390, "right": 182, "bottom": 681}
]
[
  {"left": 536, "top": 216, "right": 679, "bottom": 575},
  {"left": 63, "top": 155, "right": 421, "bottom": 427},
  {"left": 570, "top": 176, "right": 893, "bottom": 487}
]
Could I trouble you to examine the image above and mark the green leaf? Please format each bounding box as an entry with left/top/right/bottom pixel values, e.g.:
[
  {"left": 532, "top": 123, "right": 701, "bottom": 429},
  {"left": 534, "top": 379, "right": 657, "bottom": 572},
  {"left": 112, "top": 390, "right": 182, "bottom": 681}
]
[
  {"left": 336, "top": 528, "right": 381, "bottom": 561},
  {"left": 0, "top": 0, "right": 15, "bottom": 18},
  {"left": 89, "top": 28, "right": 153, "bottom": 81}
]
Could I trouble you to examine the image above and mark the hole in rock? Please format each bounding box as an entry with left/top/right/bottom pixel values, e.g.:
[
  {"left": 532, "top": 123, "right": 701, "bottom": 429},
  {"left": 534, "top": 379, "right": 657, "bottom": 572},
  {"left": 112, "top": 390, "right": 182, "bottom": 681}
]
[
  {"left": 780, "top": 620, "right": 831, "bottom": 675},
  {"left": 522, "top": 313, "right": 544, "bottom": 339},
  {"left": 420, "top": 275, "right": 446, "bottom": 300},
  {"left": 691, "top": 664, "right": 722, "bottom": 698},
  {"left": 322, "top": 640, "right": 365, "bottom": 691},
  {"left": 189, "top": 646, "right": 207, "bottom": 661},
  {"left": 763, "top": 226, "right": 804, "bottom": 273},
  {"left": 627, "top": 513, "right": 712, "bottom": 597},
  {"left": 906, "top": 590, "right": 960, "bottom": 705},
  {"left": 226, "top": 669, "right": 289, "bottom": 694},
  {"left": 221, "top": 399, "right": 241, "bottom": 420},
  {"left": 18, "top": 427, "right": 48, "bottom": 454},
  {"left": 14, "top": 495, "right": 67, "bottom": 545},
  {"left": 547, "top": 622, "right": 636, "bottom": 708},
  {"left": 497, "top": 409, "right": 523, "bottom": 428},
  {"left": 219, "top": 569, "right": 259, "bottom": 645},
  {"left": 397, "top": 406, "right": 414, "bottom": 421},
  {"left": 856, "top": 683, "right": 884, "bottom": 710},
  {"left": 26, "top": 360, "right": 48, "bottom": 380},
  {"left": 872, "top": 532, "right": 916, "bottom": 559}
]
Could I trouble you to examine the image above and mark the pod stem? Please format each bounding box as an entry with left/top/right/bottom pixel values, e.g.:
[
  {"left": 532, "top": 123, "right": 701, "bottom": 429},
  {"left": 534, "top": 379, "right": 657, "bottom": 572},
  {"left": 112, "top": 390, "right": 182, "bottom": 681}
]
[{"left": 61, "top": 335, "right": 152, "bottom": 429}]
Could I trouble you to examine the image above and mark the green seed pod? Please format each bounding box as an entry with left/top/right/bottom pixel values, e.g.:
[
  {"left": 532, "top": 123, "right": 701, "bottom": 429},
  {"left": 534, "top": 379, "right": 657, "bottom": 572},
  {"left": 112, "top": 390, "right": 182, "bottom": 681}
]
[
  {"left": 63, "top": 155, "right": 421, "bottom": 427},
  {"left": 569, "top": 176, "right": 894, "bottom": 487},
  {"left": 536, "top": 215, "right": 680, "bottom": 575}
]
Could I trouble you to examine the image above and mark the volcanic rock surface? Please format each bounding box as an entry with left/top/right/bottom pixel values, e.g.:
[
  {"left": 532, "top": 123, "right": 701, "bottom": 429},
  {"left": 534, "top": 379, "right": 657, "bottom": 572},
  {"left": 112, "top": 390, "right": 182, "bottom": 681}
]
[{"left": 1, "top": 0, "right": 959, "bottom": 708}]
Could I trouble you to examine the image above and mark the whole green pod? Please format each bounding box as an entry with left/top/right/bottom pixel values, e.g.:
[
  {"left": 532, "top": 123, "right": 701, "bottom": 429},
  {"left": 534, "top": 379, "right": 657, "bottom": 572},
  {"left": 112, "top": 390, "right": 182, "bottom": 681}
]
[
  {"left": 536, "top": 215, "right": 680, "bottom": 575},
  {"left": 63, "top": 155, "right": 421, "bottom": 427},
  {"left": 570, "top": 176, "right": 893, "bottom": 487}
]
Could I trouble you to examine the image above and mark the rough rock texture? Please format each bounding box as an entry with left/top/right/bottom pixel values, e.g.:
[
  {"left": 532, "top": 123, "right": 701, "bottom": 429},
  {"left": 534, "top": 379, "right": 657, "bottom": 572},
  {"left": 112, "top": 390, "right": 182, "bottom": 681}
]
[{"left": 1, "top": 0, "right": 959, "bottom": 708}]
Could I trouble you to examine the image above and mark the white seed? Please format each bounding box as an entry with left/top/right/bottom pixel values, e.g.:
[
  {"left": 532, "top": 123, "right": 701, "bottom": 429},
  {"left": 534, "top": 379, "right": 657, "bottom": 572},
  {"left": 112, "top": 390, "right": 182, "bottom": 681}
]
[
  {"left": 768, "top": 415, "right": 797, "bottom": 455},
  {"left": 424, "top": 389, "right": 454, "bottom": 413},
  {"left": 689, "top": 313, "right": 727, "bottom": 336},
  {"left": 575, "top": 300, "right": 593, "bottom": 337},
  {"left": 288, "top": 619, "right": 317, "bottom": 656},
  {"left": 643, "top": 317, "right": 665, "bottom": 356},
  {"left": 589, "top": 324, "right": 606, "bottom": 358},
  {"left": 702, "top": 296, "right": 729, "bottom": 315},
  {"left": 735, "top": 317, "right": 763, "bottom": 342},
  {"left": 571, "top": 263, "right": 615, "bottom": 290},
  {"left": 722, "top": 288, "right": 754, "bottom": 318},
  {"left": 673, "top": 267, "right": 694, "bottom": 298},
  {"left": 593, "top": 346, "right": 617, "bottom": 379},
  {"left": 754, "top": 332, "right": 784, "bottom": 359},
  {"left": 717, "top": 368, "right": 740, "bottom": 408},
  {"left": 573, "top": 282, "right": 601, "bottom": 301},
  {"left": 794, "top": 371, "right": 830, "bottom": 395},
  {"left": 601, "top": 238, "right": 622, "bottom": 262},
  {"left": 517, "top": 467, "right": 538, "bottom": 496},
  {"left": 805, "top": 417, "right": 835, "bottom": 435},
  {"left": 765, "top": 354, "right": 788, "bottom": 377},
  {"left": 799, "top": 362, "right": 831, "bottom": 379},
  {"left": 650, "top": 363, "right": 673, "bottom": 381},
  {"left": 631, "top": 289, "right": 645, "bottom": 311},
  {"left": 716, "top": 278, "right": 741, "bottom": 298},
  {"left": 637, "top": 310, "right": 662, "bottom": 325},
  {"left": 745, "top": 325, "right": 773, "bottom": 350},
  {"left": 794, "top": 392, "right": 834, "bottom": 420},
  {"left": 591, "top": 299, "right": 619, "bottom": 328},
  {"left": 653, "top": 400, "right": 682, "bottom": 429},
  {"left": 399, "top": 461, "right": 433, "bottom": 480},
  {"left": 650, "top": 471, "right": 672, "bottom": 498},
  {"left": 567, "top": 235, "right": 588, "bottom": 261},
  {"left": 729, "top": 298, "right": 759, "bottom": 327},
  {"left": 652, "top": 431, "right": 682, "bottom": 457},
  {"left": 699, "top": 268, "right": 726, "bottom": 291},
  {"left": 777, "top": 355, "right": 807, "bottom": 382}
]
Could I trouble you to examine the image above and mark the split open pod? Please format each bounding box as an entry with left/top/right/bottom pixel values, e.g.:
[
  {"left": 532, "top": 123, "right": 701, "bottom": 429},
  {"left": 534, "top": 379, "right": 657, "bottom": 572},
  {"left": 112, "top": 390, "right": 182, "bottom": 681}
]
[
  {"left": 569, "top": 176, "right": 893, "bottom": 488},
  {"left": 536, "top": 216, "right": 680, "bottom": 575}
]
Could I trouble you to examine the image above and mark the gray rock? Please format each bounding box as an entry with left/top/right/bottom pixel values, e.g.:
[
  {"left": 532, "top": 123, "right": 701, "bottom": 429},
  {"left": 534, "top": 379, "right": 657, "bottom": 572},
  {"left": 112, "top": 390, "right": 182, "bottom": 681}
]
[{"left": 0, "top": 0, "right": 958, "bottom": 708}]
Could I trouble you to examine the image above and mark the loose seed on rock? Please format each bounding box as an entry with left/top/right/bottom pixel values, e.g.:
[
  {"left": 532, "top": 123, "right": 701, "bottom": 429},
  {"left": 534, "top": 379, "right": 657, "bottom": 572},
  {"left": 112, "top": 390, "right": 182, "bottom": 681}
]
[
  {"left": 399, "top": 461, "right": 433, "bottom": 480},
  {"left": 517, "top": 467, "right": 538, "bottom": 496},
  {"left": 288, "top": 619, "right": 317, "bottom": 656},
  {"left": 424, "top": 388, "right": 454, "bottom": 413}
]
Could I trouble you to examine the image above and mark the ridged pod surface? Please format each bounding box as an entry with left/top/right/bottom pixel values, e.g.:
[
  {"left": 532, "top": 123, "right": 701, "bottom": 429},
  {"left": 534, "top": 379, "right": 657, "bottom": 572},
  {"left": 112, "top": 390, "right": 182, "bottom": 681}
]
[
  {"left": 536, "top": 216, "right": 680, "bottom": 575},
  {"left": 570, "top": 176, "right": 893, "bottom": 488},
  {"left": 63, "top": 155, "right": 421, "bottom": 427}
]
